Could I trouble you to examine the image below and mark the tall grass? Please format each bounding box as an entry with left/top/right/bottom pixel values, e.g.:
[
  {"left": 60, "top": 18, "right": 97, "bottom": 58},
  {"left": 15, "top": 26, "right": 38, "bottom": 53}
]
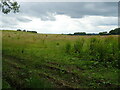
[
  {"left": 65, "top": 36, "right": 119, "bottom": 68},
  {"left": 65, "top": 42, "right": 71, "bottom": 54},
  {"left": 2, "top": 31, "right": 119, "bottom": 88},
  {"left": 74, "top": 38, "right": 84, "bottom": 54}
]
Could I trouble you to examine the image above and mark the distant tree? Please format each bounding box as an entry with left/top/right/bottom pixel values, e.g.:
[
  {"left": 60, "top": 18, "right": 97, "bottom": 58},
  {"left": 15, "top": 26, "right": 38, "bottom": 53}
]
[
  {"left": 99, "top": 32, "right": 108, "bottom": 35},
  {"left": 109, "top": 28, "right": 120, "bottom": 35},
  {"left": 23, "top": 30, "right": 26, "bottom": 32},
  {"left": 86, "top": 33, "right": 99, "bottom": 35},
  {"left": 17, "top": 29, "right": 21, "bottom": 31},
  {"left": 68, "top": 33, "right": 73, "bottom": 35},
  {"left": 27, "top": 31, "right": 37, "bottom": 33},
  {"left": 0, "top": 0, "right": 20, "bottom": 14},
  {"left": 74, "top": 32, "right": 86, "bottom": 35}
]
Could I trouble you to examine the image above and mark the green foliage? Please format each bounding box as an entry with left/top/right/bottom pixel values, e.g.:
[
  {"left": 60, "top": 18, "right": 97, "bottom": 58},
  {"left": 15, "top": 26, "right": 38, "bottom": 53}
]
[
  {"left": 74, "top": 38, "right": 84, "bottom": 54},
  {"left": 65, "top": 42, "right": 71, "bottom": 53},
  {"left": 89, "top": 37, "right": 99, "bottom": 60},
  {"left": 74, "top": 32, "right": 86, "bottom": 35},
  {"left": 99, "top": 32, "right": 108, "bottom": 35},
  {"left": 2, "top": 31, "right": 120, "bottom": 88},
  {"left": 26, "top": 77, "right": 52, "bottom": 88},
  {"left": 65, "top": 36, "right": 119, "bottom": 68},
  {"left": 109, "top": 28, "right": 120, "bottom": 35},
  {"left": 2, "top": 80, "right": 11, "bottom": 88},
  {"left": 0, "top": 0, "right": 20, "bottom": 14}
]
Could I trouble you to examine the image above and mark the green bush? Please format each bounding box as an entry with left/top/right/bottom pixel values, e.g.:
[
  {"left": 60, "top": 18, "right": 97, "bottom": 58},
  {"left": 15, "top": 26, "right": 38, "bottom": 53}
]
[
  {"left": 65, "top": 42, "right": 71, "bottom": 54},
  {"left": 65, "top": 36, "right": 119, "bottom": 68},
  {"left": 74, "top": 38, "right": 84, "bottom": 54}
]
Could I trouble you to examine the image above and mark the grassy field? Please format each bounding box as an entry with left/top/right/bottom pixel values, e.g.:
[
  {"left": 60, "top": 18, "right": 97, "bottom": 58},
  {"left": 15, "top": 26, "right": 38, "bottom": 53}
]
[{"left": 2, "top": 30, "right": 120, "bottom": 89}]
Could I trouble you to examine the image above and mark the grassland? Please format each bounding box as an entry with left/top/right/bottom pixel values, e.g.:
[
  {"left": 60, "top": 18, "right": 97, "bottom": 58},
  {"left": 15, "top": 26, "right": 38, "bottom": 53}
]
[{"left": 2, "top": 30, "right": 120, "bottom": 89}]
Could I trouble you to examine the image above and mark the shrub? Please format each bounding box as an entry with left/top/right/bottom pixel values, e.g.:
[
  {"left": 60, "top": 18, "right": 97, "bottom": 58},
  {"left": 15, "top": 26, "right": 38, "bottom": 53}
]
[
  {"left": 74, "top": 38, "right": 84, "bottom": 54},
  {"left": 65, "top": 42, "right": 71, "bottom": 54},
  {"left": 88, "top": 37, "right": 99, "bottom": 61}
]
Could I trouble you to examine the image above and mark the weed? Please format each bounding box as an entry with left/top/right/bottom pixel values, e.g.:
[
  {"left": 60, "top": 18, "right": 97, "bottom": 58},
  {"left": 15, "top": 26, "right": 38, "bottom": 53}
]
[{"left": 65, "top": 42, "right": 71, "bottom": 54}]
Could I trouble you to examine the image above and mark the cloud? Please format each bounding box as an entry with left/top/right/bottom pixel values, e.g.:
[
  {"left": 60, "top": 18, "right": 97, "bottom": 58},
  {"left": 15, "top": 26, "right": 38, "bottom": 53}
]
[
  {"left": 0, "top": 2, "right": 118, "bottom": 33},
  {"left": 17, "top": 0, "right": 120, "bottom": 2},
  {"left": 19, "top": 2, "right": 117, "bottom": 19},
  {"left": 14, "top": 14, "right": 117, "bottom": 34},
  {"left": 1, "top": 13, "right": 32, "bottom": 29}
]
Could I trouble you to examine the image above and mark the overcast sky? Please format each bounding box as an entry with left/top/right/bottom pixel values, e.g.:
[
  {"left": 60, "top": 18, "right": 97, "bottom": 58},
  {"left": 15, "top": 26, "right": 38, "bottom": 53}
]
[{"left": 0, "top": 2, "right": 118, "bottom": 34}]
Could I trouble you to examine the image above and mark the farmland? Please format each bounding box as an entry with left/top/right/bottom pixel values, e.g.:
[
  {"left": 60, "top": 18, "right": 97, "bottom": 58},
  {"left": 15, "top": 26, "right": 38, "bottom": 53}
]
[{"left": 2, "top": 30, "right": 120, "bottom": 88}]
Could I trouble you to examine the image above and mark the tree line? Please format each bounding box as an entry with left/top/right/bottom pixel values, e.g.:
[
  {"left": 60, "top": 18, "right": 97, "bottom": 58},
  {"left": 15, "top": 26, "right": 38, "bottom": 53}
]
[
  {"left": 16, "top": 28, "right": 120, "bottom": 35},
  {"left": 17, "top": 29, "right": 37, "bottom": 33},
  {"left": 68, "top": 28, "right": 120, "bottom": 35}
]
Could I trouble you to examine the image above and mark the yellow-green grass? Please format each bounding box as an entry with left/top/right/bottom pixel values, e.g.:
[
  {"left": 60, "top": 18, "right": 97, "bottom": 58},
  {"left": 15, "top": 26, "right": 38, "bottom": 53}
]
[{"left": 2, "top": 30, "right": 120, "bottom": 88}]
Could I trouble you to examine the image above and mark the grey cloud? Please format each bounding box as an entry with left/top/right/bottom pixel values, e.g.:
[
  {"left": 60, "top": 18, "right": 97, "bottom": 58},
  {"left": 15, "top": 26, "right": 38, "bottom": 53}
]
[
  {"left": 1, "top": 13, "right": 32, "bottom": 27},
  {"left": 1, "top": 2, "right": 117, "bottom": 22},
  {"left": 16, "top": 17, "right": 32, "bottom": 22},
  {"left": 1, "top": 15, "right": 18, "bottom": 26},
  {"left": 0, "top": 2, "right": 118, "bottom": 32},
  {"left": 19, "top": 2, "right": 117, "bottom": 19}
]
